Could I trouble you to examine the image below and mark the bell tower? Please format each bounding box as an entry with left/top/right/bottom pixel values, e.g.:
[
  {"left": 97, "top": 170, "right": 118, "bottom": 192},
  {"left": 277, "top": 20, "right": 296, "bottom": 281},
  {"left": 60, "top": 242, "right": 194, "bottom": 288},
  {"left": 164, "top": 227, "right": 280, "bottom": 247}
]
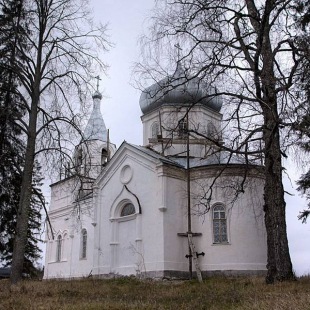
[{"left": 73, "top": 88, "right": 116, "bottom": 180}]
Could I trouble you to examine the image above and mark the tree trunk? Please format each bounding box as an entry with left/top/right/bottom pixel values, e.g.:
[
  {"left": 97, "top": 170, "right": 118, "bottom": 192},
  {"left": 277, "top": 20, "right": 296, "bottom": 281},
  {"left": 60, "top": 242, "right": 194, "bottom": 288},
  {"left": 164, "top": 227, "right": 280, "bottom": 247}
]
[
  {"left": 263, "top": 109, "right": 294, "bottom": 283},
  {"left": 262, "top": 124, "right": 294, "bottom": 282},
  {"left": 10, "top": 92, "right": 38, "bottom": 284},
  {"left": 257, "top": 3, "right": 295, "bottom": 283},
  {"left": 10, "top": 49, "right": 42, "bottom": 284}
]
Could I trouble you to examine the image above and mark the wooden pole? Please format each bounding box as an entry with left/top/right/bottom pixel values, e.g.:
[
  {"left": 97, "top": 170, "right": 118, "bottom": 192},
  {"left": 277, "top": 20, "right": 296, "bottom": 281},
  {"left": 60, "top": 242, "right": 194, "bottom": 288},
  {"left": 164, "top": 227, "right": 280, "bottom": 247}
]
[
  {"left": 107, "top": 129, "right": 110, "bottom": 162},
  {"left": 186, "top": 110, "right": 192, "bottom": 279}
]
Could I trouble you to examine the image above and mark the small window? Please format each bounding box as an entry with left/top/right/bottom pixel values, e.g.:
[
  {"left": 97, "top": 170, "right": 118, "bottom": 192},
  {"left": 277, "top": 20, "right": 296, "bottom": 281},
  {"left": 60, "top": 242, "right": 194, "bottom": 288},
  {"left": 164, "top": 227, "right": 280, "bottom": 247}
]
[
  {"left": 56, "top": 235, "right": 62, "bottom": 262},
  {"left": 151, "top": 122, "right": 160, "bottom": 139},
  {"left": 213, "top": 205, "right": 228, "bottom": 243},
  {"left": 101, "top": 148, "right": 108, "bottom": 165},
  {"left": 81, "top": 229, "right": 87, "bottom": 259},
  {"left": 178, "top": 119, "right": 187, "bottom": 138},
  {"left": 120, "top": 203, "right": 135, "bottom": 217}
]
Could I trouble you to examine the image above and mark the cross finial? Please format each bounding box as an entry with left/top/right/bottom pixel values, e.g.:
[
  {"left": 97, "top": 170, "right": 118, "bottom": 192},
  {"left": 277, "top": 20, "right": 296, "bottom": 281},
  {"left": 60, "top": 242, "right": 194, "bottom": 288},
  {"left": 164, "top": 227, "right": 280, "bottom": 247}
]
[{"left": 95, "top": 75, "right": 101, "bottom": 91}]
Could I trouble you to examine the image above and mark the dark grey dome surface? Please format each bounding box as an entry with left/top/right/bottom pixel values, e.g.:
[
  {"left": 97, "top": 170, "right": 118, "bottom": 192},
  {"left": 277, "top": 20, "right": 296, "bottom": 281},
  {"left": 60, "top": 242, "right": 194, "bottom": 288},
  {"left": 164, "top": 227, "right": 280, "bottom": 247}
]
[{"left": 139, "top": 65, "right": 222, "bottom": 114}]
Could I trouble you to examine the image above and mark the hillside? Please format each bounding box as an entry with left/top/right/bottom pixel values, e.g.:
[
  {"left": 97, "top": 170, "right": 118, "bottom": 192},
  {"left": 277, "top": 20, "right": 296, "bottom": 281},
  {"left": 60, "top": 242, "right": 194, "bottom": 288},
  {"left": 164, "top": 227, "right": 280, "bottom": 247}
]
[{"left": 0, "top": 276, "right": 309, "bottom": 309}]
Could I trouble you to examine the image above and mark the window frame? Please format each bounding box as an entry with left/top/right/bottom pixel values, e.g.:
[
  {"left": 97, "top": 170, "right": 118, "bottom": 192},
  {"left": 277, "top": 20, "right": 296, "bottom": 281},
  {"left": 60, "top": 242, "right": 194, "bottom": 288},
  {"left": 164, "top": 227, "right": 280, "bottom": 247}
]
[
  {"left": 120, "top": 203, "right": 136, "bottom": 217},
  {"left": 212, "top": 204, "right": 228, "bottom": 244}
]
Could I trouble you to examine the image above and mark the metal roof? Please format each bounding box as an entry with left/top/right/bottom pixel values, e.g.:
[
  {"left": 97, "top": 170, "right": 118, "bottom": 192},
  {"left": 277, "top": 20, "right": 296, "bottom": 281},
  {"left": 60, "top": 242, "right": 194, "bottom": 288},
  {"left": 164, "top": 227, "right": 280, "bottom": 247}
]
[
  {"left": 126, "top": 143, "right": 248, "bottom": 169},
  {"left": 139, "top": 63, "right": 223, "bottom": 115}
]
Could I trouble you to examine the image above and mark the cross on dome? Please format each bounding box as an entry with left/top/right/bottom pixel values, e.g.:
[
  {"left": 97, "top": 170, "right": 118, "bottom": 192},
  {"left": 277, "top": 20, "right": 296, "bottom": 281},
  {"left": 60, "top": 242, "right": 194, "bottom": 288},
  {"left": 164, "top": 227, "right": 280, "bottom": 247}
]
[
  {"left": 95, "top": 75, "right": 102, "bottom": 92},
  {"left": 92, "top": 75, "right": 102, "bottom": 100}
]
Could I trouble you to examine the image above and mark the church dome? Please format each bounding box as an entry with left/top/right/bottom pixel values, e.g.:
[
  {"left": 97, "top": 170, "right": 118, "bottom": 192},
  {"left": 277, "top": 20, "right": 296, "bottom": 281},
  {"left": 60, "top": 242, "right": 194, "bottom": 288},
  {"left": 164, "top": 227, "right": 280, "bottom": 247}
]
[{"left": 139, "top": 64, "right": 223, "bottom": 114}]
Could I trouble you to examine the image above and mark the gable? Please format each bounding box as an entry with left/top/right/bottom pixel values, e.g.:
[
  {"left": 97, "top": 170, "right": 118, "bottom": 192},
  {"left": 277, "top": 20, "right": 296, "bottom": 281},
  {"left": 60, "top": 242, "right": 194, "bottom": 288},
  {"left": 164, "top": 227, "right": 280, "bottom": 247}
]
[{"left": 94, "top": 142, "right": 162, "bottom": 189}]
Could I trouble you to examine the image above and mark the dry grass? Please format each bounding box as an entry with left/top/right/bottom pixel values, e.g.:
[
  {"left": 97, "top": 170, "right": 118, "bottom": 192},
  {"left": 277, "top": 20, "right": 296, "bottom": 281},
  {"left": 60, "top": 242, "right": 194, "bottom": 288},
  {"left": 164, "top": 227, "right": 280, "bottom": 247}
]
[{"left": 0, "top": 276, "right": 310, "bottom": 309}]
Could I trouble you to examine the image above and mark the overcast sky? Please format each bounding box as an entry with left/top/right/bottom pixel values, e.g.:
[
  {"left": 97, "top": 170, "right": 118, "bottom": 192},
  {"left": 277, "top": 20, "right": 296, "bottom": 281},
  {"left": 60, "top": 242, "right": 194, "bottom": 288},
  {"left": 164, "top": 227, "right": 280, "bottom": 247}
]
[{"left": 84, "top": 0, "right": 310, "bottom": 276}]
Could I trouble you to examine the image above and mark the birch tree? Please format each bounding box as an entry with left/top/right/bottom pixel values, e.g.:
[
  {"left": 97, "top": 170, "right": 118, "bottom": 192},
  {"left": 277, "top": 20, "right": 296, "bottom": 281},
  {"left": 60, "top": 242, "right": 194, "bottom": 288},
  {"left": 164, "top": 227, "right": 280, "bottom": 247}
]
[{"left": 0, "top": 0, "right": 109, "bottom": 284}]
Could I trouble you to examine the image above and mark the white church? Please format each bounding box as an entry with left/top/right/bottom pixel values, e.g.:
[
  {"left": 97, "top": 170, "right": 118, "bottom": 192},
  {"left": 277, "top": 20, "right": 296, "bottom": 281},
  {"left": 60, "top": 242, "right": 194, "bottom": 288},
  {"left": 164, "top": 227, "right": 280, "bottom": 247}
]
[{"left": 43, "top": 66, "right": 267, "bottom": 279}]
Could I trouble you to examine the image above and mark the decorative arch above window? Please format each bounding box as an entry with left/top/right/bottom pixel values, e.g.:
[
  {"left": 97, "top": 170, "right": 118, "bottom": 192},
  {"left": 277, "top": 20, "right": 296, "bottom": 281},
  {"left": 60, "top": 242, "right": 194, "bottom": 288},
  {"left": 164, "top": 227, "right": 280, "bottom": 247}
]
[
  {"left": 212, "top": 204, "right": 228, "bottom": 243},
  {"left": 120, "top": 203, "right": 136, "bottom": 217},
  {"left": 81, "top": 229, "right": 87, "bottom": 259}
]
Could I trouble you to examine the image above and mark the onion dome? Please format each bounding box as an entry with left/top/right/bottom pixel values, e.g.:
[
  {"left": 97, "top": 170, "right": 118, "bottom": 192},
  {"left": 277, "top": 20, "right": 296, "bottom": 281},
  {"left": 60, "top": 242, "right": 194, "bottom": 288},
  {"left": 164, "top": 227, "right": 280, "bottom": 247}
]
[
  {"left": 83, "top": 91, "right": 107, "bottom": 142},
  {"left": 92, "top": 90, "right": 102, "bottom": 100},
  {"left": 139, "top": 64, "right": 222, "bottom": 114}
]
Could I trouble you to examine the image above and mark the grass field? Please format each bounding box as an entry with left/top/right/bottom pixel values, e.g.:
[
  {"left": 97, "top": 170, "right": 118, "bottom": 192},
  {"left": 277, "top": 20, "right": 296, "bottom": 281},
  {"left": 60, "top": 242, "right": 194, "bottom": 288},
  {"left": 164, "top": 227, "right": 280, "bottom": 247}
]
[{"left": 0, "top": 276, "right": 310, "bottom": 309}]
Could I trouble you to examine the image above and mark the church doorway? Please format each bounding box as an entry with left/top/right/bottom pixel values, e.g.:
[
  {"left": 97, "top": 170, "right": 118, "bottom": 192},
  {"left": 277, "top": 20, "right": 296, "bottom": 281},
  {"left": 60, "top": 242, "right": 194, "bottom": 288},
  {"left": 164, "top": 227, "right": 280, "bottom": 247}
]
[
  {"left": 111, "top": 201, "right": 141, "bottom": 275},
  {"left": 116, "top": 218, "right": 137, "bottom": 275}
]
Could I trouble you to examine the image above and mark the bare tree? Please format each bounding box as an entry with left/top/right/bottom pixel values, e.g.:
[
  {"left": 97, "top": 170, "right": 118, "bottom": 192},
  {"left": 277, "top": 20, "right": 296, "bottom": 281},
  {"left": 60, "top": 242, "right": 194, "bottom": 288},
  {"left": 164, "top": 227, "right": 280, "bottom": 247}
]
[
  {"left": 2, "top": 0, "right": 109, "bottom": 285},
  {"left": 136, "top": 0, "right": 306, "bottom": 283}
]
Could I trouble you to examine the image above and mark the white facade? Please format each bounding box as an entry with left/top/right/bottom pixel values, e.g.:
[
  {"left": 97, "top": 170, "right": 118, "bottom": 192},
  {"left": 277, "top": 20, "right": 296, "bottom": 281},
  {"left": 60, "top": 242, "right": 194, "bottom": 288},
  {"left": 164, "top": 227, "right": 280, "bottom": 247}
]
[{"left": 44, "top": 69, "right": 267, "bottom": 279}]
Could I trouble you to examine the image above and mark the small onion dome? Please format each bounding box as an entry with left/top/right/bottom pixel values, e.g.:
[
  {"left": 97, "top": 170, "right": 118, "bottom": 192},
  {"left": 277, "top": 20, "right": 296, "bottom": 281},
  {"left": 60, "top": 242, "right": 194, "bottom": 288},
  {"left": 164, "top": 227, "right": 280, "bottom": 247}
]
[
  {"left": 92, "top": 90, "right": 102, "bottom": 100},
  {"left": 139, "top": 64, "right": 222, "bottom": 115},
  {"left": 83, "top": 91, "right": 107, "bottom": 142}
]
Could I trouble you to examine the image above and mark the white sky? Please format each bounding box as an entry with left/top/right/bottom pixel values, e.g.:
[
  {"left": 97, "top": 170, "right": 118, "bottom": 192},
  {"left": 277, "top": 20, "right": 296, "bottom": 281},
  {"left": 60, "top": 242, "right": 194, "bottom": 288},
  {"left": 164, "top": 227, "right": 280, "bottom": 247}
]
[{"left": 78, "top": 0, "right": 310, "bottom": 276}]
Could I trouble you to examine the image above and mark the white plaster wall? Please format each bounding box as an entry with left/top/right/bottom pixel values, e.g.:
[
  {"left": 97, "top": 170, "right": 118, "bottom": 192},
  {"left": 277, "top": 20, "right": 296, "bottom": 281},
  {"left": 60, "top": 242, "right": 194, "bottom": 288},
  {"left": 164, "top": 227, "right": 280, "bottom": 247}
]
[
  {"left": 158, "top": 167, "right": 266, "bottom": 274},
  {"left": 66, "top": 210, "right": 95, "bottom": 278},
  {"left": 93, "top": 147, "right": 165, "bottom": 277},
  {"left": 162, "top": 174, "right": 189, "bottom": 272},
  {"left": 44, "top": 179, "right": 95, "bottom": 279},
  {"left": 49, "top": 178, "right": 77, "bottom": 212},
  {"left": 190, "top": 174, "right": 267, "bottom": 272}
]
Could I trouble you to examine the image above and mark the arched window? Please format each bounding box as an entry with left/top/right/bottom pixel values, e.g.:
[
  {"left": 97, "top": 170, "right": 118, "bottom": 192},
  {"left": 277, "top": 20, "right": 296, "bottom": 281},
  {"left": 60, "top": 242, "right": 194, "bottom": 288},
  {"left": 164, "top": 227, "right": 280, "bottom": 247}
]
[
  {"left": 151, "top": 122, "right": 160, "bottom": 139},
  {"left": 213, "top": 205, "right": 228, "bottom": 243},
  {"left": 101, "top": 148, "right": 108, "bottom": 165},
  {"left": 120, "top": 203, "right": 135, "bottom": 217},
  {"left": 81, "top": 229, "right": 87, "bottom": 259},
  {"left": 56, "top": 235, "right": 62, "bottom": 262}
]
